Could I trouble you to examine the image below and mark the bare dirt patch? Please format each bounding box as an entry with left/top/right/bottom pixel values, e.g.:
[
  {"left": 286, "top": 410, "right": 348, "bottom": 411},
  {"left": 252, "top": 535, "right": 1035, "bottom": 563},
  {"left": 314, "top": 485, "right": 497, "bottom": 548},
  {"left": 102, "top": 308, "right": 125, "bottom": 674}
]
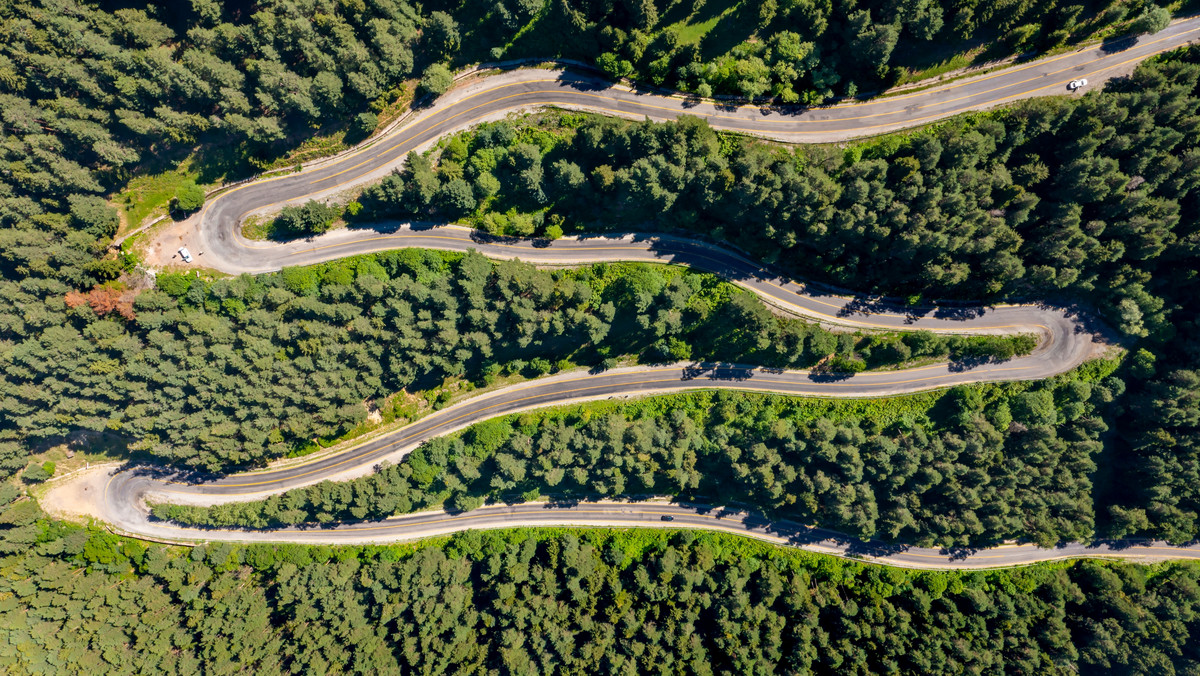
[{"left": 39, "top": 464, "right": 119, "bottom": 523}]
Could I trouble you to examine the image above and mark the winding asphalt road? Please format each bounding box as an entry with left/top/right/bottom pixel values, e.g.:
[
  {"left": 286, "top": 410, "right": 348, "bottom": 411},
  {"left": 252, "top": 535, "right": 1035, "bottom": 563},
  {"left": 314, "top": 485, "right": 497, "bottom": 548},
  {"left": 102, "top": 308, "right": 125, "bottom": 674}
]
[
  {"left": 90, "top": 496, "right": 1200, "bottom": 569},
  {"left": 83, "top": 20, "right": 1200, "bottom": 567},
  {"left": 192, "top": 17, "right": 1200, "bottom": 275}
]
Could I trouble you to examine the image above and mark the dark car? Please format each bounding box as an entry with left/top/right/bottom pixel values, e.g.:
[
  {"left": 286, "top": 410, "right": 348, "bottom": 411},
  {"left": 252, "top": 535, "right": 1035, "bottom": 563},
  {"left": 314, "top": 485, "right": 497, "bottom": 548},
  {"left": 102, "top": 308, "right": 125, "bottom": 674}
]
[{"left": 660, "top": 515, "right": 675, "bottom": 521}]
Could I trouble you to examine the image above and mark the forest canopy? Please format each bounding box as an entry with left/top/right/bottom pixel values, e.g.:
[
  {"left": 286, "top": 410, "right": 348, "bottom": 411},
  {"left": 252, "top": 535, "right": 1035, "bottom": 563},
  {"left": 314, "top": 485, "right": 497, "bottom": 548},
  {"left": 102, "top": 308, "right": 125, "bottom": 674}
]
[
  {"left": 441, "top": 0, "right": 1174, "bottom": 102},
  {"left": 4, "top": 0, "right": 1200, "bottom": 670},
  {"left": 353, "top": 50, "right": 1200, "bottom": 541},
  {"left": 155, "top": 360, "right": 1120, "bottom": 548},
  {"left": 1, "top": 502, "right": 1199, "bottom": 675},
  {"left": 2, "top": 250, "right": 1024, "bottom": 474},
  {"left": 1, "top": 1, "right": 1198, "bottom": 542}
]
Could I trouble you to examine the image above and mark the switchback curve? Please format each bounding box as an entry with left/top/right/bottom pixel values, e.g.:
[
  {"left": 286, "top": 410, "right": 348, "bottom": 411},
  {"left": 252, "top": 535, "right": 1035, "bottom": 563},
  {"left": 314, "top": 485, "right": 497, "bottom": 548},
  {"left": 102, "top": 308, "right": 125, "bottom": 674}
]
[
  {"left": 90, "top": 20, "right": 1200, "bottom": 567},
  {"left": 183, "top": 16, "right": 1200, "bottom": 276}
]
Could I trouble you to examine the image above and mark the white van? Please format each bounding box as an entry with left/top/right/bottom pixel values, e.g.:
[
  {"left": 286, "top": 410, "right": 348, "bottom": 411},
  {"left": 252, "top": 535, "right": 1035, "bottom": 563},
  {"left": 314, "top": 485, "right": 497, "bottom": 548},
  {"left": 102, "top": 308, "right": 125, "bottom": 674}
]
[{"left": 178, "top": 247, "right": 194, "bottom": 263}]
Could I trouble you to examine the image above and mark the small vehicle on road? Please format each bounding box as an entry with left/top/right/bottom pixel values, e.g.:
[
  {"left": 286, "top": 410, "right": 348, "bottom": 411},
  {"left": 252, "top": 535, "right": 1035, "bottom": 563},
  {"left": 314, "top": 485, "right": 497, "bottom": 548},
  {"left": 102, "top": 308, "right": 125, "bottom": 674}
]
[
  {"left": 1068, "top": 78, "right": 1088, "bottom": 90},
  {"left": 178, "top": 247, "right": 193, "bottom": 263},
  {"left": 660, "top": 515, "right": 675, "bottom": 521}
]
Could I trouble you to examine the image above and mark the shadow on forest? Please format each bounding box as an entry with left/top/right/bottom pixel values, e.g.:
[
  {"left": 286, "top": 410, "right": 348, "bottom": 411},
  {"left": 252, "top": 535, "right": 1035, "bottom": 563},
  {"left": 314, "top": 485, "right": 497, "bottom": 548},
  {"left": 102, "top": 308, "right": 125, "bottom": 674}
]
[
  {"left": 465, "top": 228, "right": 555, "bottom": 248},
  {"left": 142, "top": 476, "right": 1200, "bottom": 557},
  {"left": 127, "top": 462, "right": 217, "bottom": 487},
  {"left": 519, "top": 229, "right": 1026, "bottom": 335},
  {"left": 331, "top": 223, "right": 1041, "bottom": 351},
  {"left": 932, "top": 305, "right": 987, "bottom": 320},
  {"left": 685, "top": 503, "right": 920, "bottom": 558}
]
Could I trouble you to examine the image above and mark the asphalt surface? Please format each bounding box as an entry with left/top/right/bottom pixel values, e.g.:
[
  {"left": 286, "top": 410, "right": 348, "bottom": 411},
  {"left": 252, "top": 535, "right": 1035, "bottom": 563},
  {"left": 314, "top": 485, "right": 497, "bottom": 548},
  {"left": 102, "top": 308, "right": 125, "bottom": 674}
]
[
  {"left": 98, "top": 492, "right": 1200, "bottom": 569},
  {"left": 193, "top": 17, "right": 1200, "bottom": 275},
  {"left": 89, "top": 21, "right": 1200, "bottom": 567}
]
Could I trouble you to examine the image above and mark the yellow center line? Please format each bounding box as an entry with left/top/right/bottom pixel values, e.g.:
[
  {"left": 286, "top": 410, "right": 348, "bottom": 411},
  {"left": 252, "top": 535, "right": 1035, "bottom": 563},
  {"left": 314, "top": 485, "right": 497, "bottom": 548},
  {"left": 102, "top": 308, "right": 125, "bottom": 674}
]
[
  {"left": 311, "top": 23, "right": 1200, "bottom": 186},
  {"left": 131, "top": 25, "right": 1193, "bottom": 558},
  {"left": 262, "top": 25, "right": 1200, "bottom": 209},
  {"left": 205, "top": 24, "right": 1200, "bottom": 240},
  {"left": 165, "top": 363, "right": 1031, "bottom": 490},
  {"left": 220, "top": 360, "right": 970, "bottom": 478},
  {"left": 141, "top": 504, "right": 1200, "bottom": 564},
  {"left": 287, "top": 230, "right": 1048, "bottom": 329}
]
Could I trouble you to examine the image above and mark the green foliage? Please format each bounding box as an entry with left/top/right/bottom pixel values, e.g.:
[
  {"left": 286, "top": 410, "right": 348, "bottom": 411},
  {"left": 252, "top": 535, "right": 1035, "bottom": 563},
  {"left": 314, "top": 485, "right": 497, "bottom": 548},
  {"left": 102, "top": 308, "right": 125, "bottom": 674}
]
[
  {"left": 0, "top": 1, "right": 427, "bottom": 484},
  {"left": 172, "top": 181, "right": 205, "bottom": 213},
  {"left": 1131, "top": 5, "right": 1171, "bottom": 34},
  {"left": 0, "top": 1, "right": 421, "bottom": 223},
  {"left": 8, "top": 250, "right": 995, "bottom": 473},
  {"left": 160, "top": 364, "right": 1115, "bottom": 547},
  {"left": 4, "top": 522, "right": 1200, "bottom": 673},
  {"left": 355, "top": 49, "right": 1200, "bottom": 543},
  {"left": 20, "top": 462, "right": 51, "bottom": 483},
  {"left": 353, "top": 112, "right": 379, "bottom": 140},
  {"left": 274, "top": 200, "right": 341, "bottom": 236},
  {"left": 425, "top": 11, "right": 461, "bottom": 60},
  {"left": 437, "top": 177, "right": 477, "bottom": 216},
  {"left": 80, "top": 528, "right": 123, "bottom": 565},
  {"left": 449, "top": 0, "right": 1172, "bottom": 102},
  {"left": 420, "top": 63, "right": 454, "bottom": 97},
  {"left": 68, "top": 195, "right": 120, "bottom": 239}
]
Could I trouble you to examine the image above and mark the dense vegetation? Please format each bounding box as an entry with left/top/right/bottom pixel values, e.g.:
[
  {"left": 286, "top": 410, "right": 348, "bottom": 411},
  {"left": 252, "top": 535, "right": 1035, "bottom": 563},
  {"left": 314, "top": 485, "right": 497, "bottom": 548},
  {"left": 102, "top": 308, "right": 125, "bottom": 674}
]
[
  {"left": 0, "top": 0, "right": 430, "bottom": 471},
  {"left": 4, "top": 0, "right": 1199, "bottom": 668},
  {"left": 3, "top": 0, "right": 1167, "bottom": 263},
  {"left": 2, "top": 503, "right": 1199, "bottom": 673},
  {"left": 443, "top": 0, "right": 1173, "bottom": 101},
  {"left": 0, "top": 0, "right": 1041, "bottom": 483},
  {"left": 1, "top": 0, "right": 1195, "bottom": 536},
  {"left": 355, "top": 51, "right": 1200, "bottom": 541},
  {"left": 155, "top": 360, "right": 1118, "bottom": 547},
  {"left": 3, "top": 250, "right": 1022, "bottom": 474},
  {"left": 0, "top": 1, "right": 425, "bottom": 201},
  {"left": 363, "top": 54, "right": 1196, "bottom": 339}
]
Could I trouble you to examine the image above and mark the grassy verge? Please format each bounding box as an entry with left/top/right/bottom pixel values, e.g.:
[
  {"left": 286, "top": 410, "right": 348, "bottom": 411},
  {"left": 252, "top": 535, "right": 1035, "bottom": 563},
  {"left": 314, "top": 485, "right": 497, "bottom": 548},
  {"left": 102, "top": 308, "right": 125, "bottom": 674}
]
[
  {"left": 259, "top": 133, "right": 348, "bottom": 172},
  {"left": 20, "top": 441, "right": 124, "bottom": 502},
  {"left": 667, "top": 2, "right": 740, "bottom": 46},
  {"left": 251, "top": 81, "right": 415, "bottom": 174},
  {"left": 150, "top": 355, "right": 1120, "bottom": 543},
  {"left": 274, "top": 361, "right": 591, "bottom": 463},
  {"left": 239, "top": 215, "right": 275, "bottom": 241},
  {"left": 893, "top": 49, "right": 985, "bottom": 87},
  {"left": 216, "top": 250, "right": 1038, "bottom": 466},
  {"left": 114, "top": 166, "right": 202, "bottom": 234}
]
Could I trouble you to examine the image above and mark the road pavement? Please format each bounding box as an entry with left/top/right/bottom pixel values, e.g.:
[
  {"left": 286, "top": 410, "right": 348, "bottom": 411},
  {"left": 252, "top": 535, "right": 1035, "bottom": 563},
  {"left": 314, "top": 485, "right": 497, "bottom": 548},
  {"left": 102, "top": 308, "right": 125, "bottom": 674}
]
[
  {"left": 92, "top": 488, "right": 1200, "bottom": 569},
  {"left": 85, "top": 20, "right": 1200, "bottom": 567},
  {"left": 190, "top": 17, "right": 1200, "bottom": 275}
]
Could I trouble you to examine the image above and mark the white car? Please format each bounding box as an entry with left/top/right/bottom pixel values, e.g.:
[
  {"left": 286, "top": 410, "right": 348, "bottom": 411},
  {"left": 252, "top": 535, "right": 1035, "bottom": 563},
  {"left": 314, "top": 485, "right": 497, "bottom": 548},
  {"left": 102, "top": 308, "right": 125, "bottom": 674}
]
[
  {"left": 178, "top": 247, "right": 193, "bottom": 263},
  {"left": 1068, "top": 78, "right": 1088, "bottom": 90}
]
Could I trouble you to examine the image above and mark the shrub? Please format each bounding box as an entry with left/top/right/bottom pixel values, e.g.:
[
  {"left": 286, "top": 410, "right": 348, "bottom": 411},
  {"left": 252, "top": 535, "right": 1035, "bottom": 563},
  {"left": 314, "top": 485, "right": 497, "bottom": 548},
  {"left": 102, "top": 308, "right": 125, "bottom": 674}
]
[
  {"left": 173, "top": 181, "right": 205, "bottom": 213},
  {"left": 276, "top": 200, "right": 340, "bottom": 235},
  {"left": 354, "top": 111, "right": 377, "bottom": 138},
  {"left": 1131, "top": 6, "right": 1170, "bottom": 35},
  {"left": 21, "top": 462, "right": 53, "bottom": 483},
  {"left": 438, "top": 178, "right": 477, "bottom": 217},
  {"left": 420, "top": 64, "right": 453, "bottom": 97},
  {"left": 526, "top": 357, "right": 552, "bottom": 376},
  {"left": 156, "top": 272, "right": 193, "bottom": 297}
]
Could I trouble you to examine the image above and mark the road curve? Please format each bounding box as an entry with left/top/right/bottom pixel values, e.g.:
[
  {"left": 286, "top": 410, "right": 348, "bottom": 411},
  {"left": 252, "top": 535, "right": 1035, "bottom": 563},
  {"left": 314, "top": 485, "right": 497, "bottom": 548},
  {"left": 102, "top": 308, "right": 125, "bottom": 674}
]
[
  {"left": 93, "top": 484, "right": 1200, "bottom": 569},
  {"left": 190, "top": 17, "right": 1200, "bottom": 276},
  {"left": 94, "top": 21, "right": 1200, "bottom": 567},
  {"left": 78, "top": 282, "right": 1115, "bottom": 568}
]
